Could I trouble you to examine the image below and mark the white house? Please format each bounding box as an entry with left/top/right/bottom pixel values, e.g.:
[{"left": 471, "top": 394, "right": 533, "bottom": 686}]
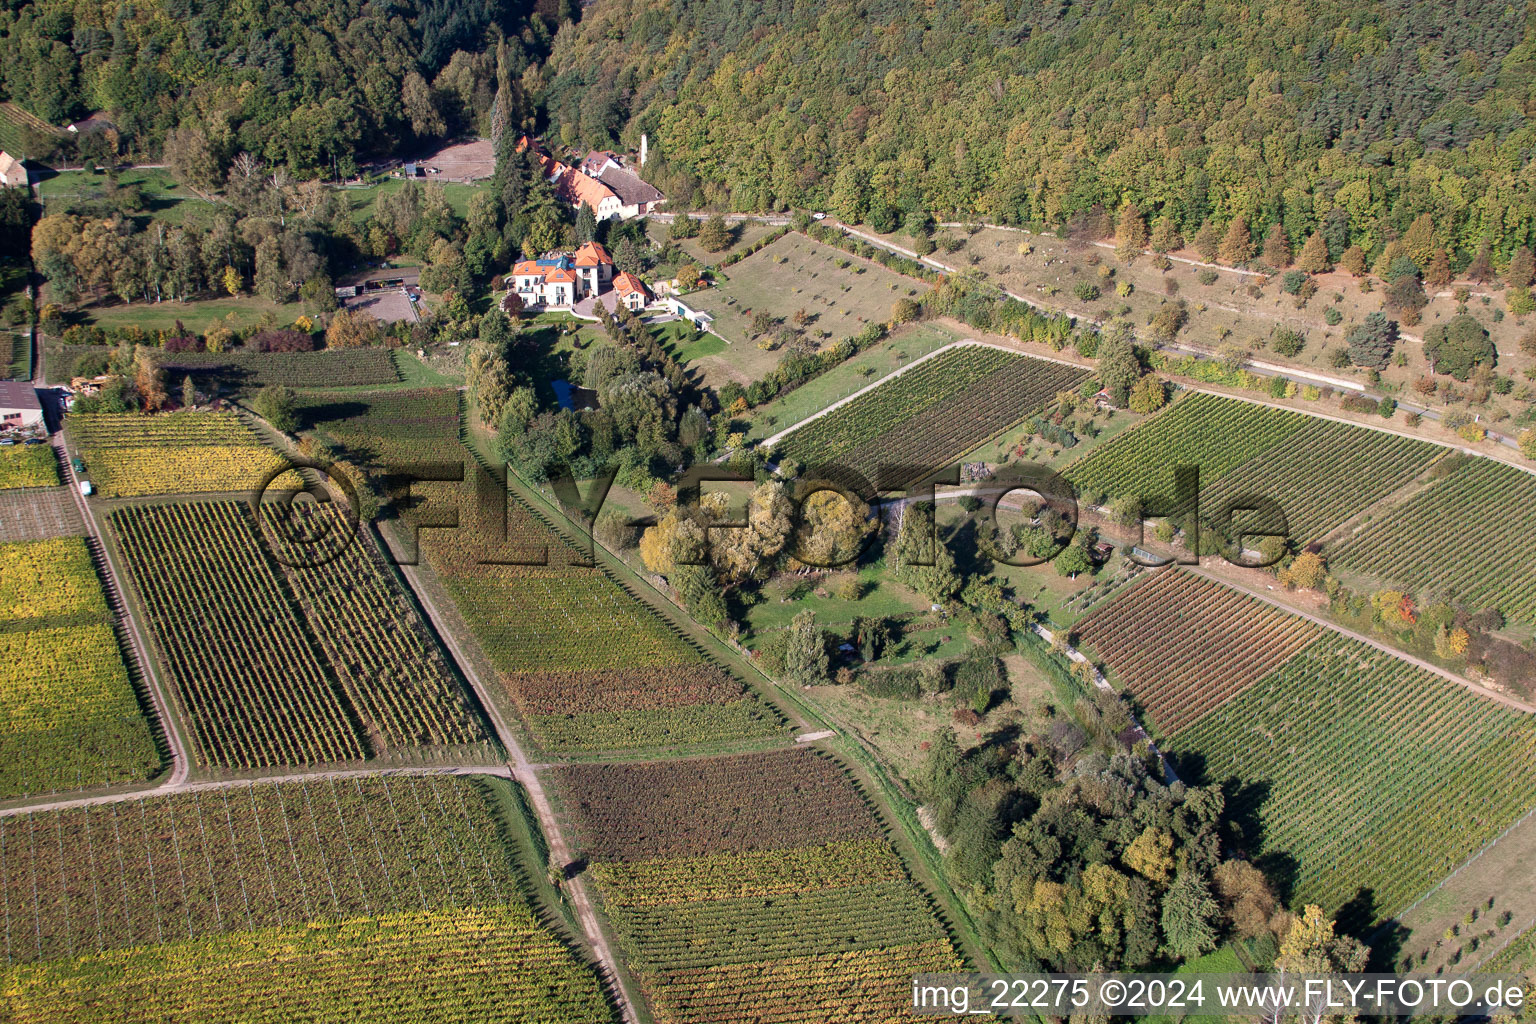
[
  {"left": 613, "top": 271, "right": 651, "bottom": 311},
  {"left": 0, "top": 382, "right": 43, "bottom": 429},
  {"left": 0, "top": 152, "right": 27, "bottom": 189},
  {"left": 572, "top": 241, "right": 615, "bottom": 294},
  {"left": 509, "top": 256, "right": 580, "bottom": 307},
  {"left": 663, "top": 296, "right": 715, "bottom": 331}
]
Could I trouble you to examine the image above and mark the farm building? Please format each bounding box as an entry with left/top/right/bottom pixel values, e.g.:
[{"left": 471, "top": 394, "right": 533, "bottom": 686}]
[
  {"left": 517, "top": 137, "right": 662, "bottom": 222},
  {"left": 0, "top": 152, "right": 27, "bottom": 188},
  {"left": 662, "top": 296, "right": 715, "bottom": 331},
  {"left": 0, "top": 381, "right": 44, "bottom": 428}
]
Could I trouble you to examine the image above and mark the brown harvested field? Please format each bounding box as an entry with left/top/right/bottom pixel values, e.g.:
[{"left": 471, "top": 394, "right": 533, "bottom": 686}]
[
  {"left": 0, "top": 487, "right": 85, "bottom": 542},
  {"left": 552, "top": 748, "right": 881, "bottom": 862},
  {"left": 412, "top": 138, "right": 495, "bottom": 180},
  {"left": 504, "top": 664, "right": 746, "bottom": 715},
  {"left": 1073, "top": 568, "right": 1319, "bottom": 734}
]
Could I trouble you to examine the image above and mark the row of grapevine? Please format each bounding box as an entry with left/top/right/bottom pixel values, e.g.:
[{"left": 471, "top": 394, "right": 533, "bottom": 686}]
[
  {"left": 113, "top": 500, "right": 495, "bottom": 767},
  {"left": 112, "top": 501, "right": 367, "bottom": 767},
  {"left": 297, "top": 387, "right": 465, "bottom": 466},
  {"left": 68, "top": 412, "right": 288, "bottom": 498},
  {"left": 421, "top": 481, "right": 781, "bottom": 754},
  {"left": 4, "top": 905, "right": 615, "bottom": 1024},
  {"left": 157, "top": 348, "right": 403, "bottom": 390},
  {"left": 0, "top": 445, "right": 59, "bottom": 489},
  {"left": 1073, "top": 568, "right": 1319, "bottom": 733},
  {"left": 0, "top": 775, "right": 519, "bottom": 963},
  {"left": 556, "top": 749, "right": 963, "bottom": 1024},
  {"left": 0, "top": 537, "right": 159, "bottom": 798},
  {"left": 1065, "top": 392, "right": 1439, "bottom": 545},
  {"left": 1175, "top": 638, "right": 1536, "bottom": 918},
  {"left": 1330, "top": 456, "right": 1536, "bottom": 622},
  {"left": 773, "top": 345, "right": 1087, "bottom": 487},
  {"left": 261, "top": 503, "right": 492, "bottom": 752}
]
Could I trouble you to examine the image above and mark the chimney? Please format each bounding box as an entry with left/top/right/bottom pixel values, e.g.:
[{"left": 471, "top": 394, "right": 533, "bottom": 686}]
[{"left": 640, "top": 134, "right": 648, "bottom": 167}]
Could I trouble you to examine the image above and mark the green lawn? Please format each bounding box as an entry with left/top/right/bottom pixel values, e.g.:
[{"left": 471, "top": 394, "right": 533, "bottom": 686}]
[
  {"left": 5, "top": 330, "right": 31, "bottom": 380},
  {"left": 743, "top": 322, "right": 962, "bottom": 441},
  {"left": 341, "top": 177, "right": 486, "bottom": 223},
  {"left": 745, "top": 565, "right": 929, "bottom": 635},
  {"left": 37, "top": 167, "right": 210, "bottom": 225},
  {"left": 82, "top": 295, "right": 307, "bottom": 334}
]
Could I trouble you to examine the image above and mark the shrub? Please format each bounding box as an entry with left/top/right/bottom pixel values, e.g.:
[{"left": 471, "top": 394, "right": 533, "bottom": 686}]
[{"left": 1271, "top": 328, "right": 1305, "bottom": 357}]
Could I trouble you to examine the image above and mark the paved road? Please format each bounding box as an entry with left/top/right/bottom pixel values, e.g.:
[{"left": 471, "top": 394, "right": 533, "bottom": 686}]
[{"left": 392, "top": 554, "right": 642, "bottom": 1024}]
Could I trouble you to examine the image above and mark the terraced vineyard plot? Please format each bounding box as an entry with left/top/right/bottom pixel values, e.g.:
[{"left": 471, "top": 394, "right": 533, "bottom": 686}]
[
  {"left": 774, "top": 345, "right": 1087, "bottom": 488},
  {"left": 557, "top": 749, "right": 963, "bottom": 1024},
  {"left": 1174, "top": 638, "right": 1536, "bottom": 917},
  {"left": 1074, "top": 569, "right": 1319, "bottom": 733},
  {"left": 0, "top": 445, "right": 59, "bottom": 489},
  {"left": 4, "top": 905, "right": 616, "bottom": 1024},
  {"left": 1065, "top": 393, "right": 1438, "bottom": 543},
  {"left": 1330, "top": 456, "right": 1536, "bottom": 622},
  {"left": 425, "top": 497, "right": 780, "bottom": 755},
  {"left": 0, "top": 775, "right": 521, "bottom": 961},
  {"left": 68, "top": 411, "right": 287, "bottom": 497},
  {"left": 157, "top": 348, "right": 402, "bottom": 391},
  {"left": 113, "top": 501, "right": 366, "bottom": 767},
  {"left": 0, "top": 537, "right": 159, "bottom": 798}
]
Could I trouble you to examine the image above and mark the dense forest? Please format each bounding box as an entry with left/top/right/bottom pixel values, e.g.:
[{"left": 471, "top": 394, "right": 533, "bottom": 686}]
[
  {"left": 544, "top": 0, "right": 1536, "bottom": 264},
  {"left": 0, "top": 0, "right": 567, "bottom": 173}
]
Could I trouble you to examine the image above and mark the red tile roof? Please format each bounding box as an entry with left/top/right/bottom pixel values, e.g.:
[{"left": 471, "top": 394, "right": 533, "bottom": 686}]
[
  {"left": 557, "top": 166, "right": 617, "bottom": 211},
  {"left": 573, "top": 241, "right": 614, "bottom": 266},
  {"left": 512, "top": 260, "right": 541, "bottom": 275},
  {"left": 544, "top": 267, "right": 577, "bottom": 284},
  {"left": 613, "top": 272, "right": 648, "bottom": 296}
]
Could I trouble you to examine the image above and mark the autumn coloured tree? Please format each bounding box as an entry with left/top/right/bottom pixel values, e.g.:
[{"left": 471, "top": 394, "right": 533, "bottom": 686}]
[
  {"left": 1295, "top": 233, "right": 1331, "bottom": 273},
  {"left": 1218, "top": 216, "right": 1255, "bottom": 265}
]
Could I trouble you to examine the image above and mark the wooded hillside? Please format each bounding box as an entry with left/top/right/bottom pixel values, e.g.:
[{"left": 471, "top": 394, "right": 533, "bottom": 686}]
[
  {"left": 544, "top": 0, "right": 1536, "bottom": 263},
  {"left": 0, "top": 0, "right": 558, "bottom": 173}
]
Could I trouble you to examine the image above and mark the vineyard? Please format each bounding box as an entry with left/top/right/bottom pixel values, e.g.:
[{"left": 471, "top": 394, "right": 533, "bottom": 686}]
[
  {"left": 1065, "top": 393, "right": 1439, "bottom": 544},
  {"left": 4, "top": 905, "right": 615, "bottom": 1024},
  {"left": 297, "top": 387, "right": 464, "bottom": 466},
  {"left": 1329, "top": 456, "right": 1536, "bottom": 622},
  {"left": 1175, "top": 637, "right": 1536, "bottom": 917},
  {"left": 555, "top": 749, "right": 964, "bottom": 1023},
  {"left": 112, "top": 500, "right": 492, "bottom": 766},
  {"left": 424, "top": 494, "right": 780, "bottom": 755},
  {"left": 0, "top": 775, "right": 614, "bottom": 1022},
  {"left": 1073, "top": 569, "right": 1319, "bottom": 733},
  {"left": 0, "top": 775, "right": 521, "bottom": 960},
  {"left": 67, "top": 412, "right": 287, "bottom": 497},
  {"left": 0, "top": 537, "right": 159, "bottom": 797},
  {"left": 261, "top": 503, "right": 493, "bottom": 754},
  {"left": 156, "top": 348, "right": 403, "bottom": 391},
  {"left": 773, "top": 345, "right": 1087, "bottom": 488},
  {"left": 113, "top": 501, "right": 367, "bottom": 766},
  {"left": 0, "top": 445, "right": 59, "bottom": 489}
]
